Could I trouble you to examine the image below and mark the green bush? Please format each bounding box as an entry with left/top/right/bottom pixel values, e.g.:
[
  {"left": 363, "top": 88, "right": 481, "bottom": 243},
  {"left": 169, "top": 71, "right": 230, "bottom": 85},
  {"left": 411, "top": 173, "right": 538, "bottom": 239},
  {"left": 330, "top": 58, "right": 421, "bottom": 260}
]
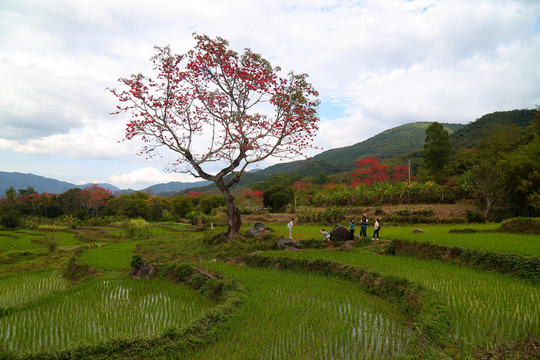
[
  {"left": 0, "top": 210, "right": 23, "bottom": 230},
  {"left": 202, "top": 229, "right": 227, "bottom": 246},
  {"left": 188, "top": 272, "right": 208, "bottom": 289},
  {"left": 63, "top": 257, "right": 94, "bottom": 281},
  {"left": 200, "top": 278, "right": 237, "bottom": 301},
  {"left": 130, "top": 254, "right": 143, "bottom": 269},
  {"left": 499, "top": 217, "right": 540, "bottom": 235},
  {"left": 465, "top": 209, "right": 484, "bottom": 223},
  {"left": 122, "top": 218, "right": 153, "bottom": 239}
]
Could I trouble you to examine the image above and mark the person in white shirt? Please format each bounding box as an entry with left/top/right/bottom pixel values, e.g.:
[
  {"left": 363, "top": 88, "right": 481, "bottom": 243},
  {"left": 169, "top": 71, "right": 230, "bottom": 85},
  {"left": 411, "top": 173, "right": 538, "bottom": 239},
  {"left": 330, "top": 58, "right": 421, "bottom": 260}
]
[
  {"left": 287, "top": 218, "right": 294, "bottom": 238},
  {"left": 372, "top": 218, "right": 380, "bottom": 240}
]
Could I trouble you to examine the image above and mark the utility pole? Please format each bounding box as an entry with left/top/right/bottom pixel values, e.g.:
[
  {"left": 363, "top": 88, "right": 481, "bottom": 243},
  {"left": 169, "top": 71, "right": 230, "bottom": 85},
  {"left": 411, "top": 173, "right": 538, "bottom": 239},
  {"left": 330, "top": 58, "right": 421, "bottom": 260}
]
[{"left": 408, "top": 159, "right": 411, "bottom": 182}]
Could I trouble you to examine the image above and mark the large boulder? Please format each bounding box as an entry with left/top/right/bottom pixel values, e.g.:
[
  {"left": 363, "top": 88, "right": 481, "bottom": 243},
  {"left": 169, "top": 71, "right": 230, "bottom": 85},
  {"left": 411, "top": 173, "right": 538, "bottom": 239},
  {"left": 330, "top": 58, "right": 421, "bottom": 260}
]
[
  {"left": 245, "top": 222, "right": 275, "bottom": 237},
  {"left": 277, "top": 237, "right": 301, "bottom": 249},
  {"left": 131, "top": 256, "right": 154, "bottom": 278},
  {"left": 330, "top": 224, "right": 350, "bottom": 241}
]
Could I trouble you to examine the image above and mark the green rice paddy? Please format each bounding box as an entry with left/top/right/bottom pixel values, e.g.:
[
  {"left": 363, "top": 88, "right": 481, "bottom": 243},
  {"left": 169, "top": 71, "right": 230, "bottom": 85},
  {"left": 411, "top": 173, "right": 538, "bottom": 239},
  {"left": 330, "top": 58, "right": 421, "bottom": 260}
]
[
  {"left": 1, "top": 222, "right": 538, "bottom": 358},
  {"left": 265, "top": 248, "right": 540, "bottom": 352},
  {"left": 0, "top": 277, "right": 214, "bottom": 354},
  {"left": 193, "top": 262, "right": 412, "bottom": 360}
]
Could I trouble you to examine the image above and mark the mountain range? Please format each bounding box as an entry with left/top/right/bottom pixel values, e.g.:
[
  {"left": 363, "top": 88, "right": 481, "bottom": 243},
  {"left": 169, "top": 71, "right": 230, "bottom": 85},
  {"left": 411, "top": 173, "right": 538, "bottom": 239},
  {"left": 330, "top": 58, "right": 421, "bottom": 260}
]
[
  {"left": 0, "top": 172, "right": 209, "bottom": 196},
  {"left": 1, "top": 109, "right": 536, "bottom": 196}
]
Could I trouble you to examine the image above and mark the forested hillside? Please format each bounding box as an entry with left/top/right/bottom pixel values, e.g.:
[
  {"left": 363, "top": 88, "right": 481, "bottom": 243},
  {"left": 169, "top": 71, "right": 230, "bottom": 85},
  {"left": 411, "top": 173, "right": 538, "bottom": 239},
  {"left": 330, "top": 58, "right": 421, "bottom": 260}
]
[
  {"left": 229, "top": 122, "right": 463, "bottom": 185},
  {"left": 450, "top": 109, "right": 537, "bottom": 149}
]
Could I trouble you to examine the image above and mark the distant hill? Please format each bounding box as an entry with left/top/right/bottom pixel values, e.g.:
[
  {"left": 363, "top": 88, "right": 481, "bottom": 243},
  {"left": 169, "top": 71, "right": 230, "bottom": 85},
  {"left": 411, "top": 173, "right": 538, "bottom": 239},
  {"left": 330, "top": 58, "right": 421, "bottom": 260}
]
[
  {"left": 0, "top": 171, "right": 209, "bottom": 196},
  {"left": 450, "top": 109, "right": 537, "bottom": 149},
  {"left": 235, "top": 121, "right": 462, "bottom": 182},
  {"left": 141, "top": 180, "right": 210, "bottom": 195},
  {"left": 0, "top": 172, "right": 78, "bottom": 195},
  {"left": 185, "top": 121, "right": 463, "bottom": 192}
]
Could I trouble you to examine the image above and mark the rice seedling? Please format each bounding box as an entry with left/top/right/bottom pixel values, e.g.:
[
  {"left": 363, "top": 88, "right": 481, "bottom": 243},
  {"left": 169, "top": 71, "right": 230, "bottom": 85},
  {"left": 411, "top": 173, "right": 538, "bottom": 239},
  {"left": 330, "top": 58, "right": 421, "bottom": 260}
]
[
  {"left": 0, "top": 277, "right": 214, "bottom": 354},
  {"left": 190, "top": 262, "right": 412, "bottom": 360},
  {"left": 0, "top": 270, "right": 70, "bottom": 309},
  {"left": 266, "top": 248, "right": 540, "bottom": 353}
]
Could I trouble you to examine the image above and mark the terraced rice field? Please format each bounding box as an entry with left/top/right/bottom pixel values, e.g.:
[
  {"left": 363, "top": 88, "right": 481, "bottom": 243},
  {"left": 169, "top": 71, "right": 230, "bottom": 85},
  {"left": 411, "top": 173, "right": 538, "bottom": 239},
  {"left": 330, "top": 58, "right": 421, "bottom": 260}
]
[
  {"left": 264, "top": 248, "right": 540, "bottom": 352},
  {"left": 0, "top": 276, "right": 214, "bottom": 354},
  {"left": 193, "top": 262, "right": 412, "bottom": 360}
]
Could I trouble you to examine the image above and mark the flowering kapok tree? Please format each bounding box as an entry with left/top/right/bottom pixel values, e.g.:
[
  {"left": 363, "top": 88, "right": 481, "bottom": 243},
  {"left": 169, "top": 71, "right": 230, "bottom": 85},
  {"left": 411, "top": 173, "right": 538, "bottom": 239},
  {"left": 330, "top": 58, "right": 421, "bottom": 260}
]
[{"left": 110, "top": 34, "right": 320, "bottom": 240}]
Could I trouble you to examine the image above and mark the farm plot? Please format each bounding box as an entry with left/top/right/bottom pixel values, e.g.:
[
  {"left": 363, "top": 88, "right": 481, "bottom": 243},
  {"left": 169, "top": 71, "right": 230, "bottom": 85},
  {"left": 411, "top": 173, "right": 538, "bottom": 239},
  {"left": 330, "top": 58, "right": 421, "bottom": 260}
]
[
  {"left": 0, "top": 277, "right": 215, "bottom": 355},
  {"left": 0, "top": 231, "right": 81, "bottom": 252},
  {"left": 265, "top": 249, "right": 540, "bottom": 353},
  {"left": 0, "top": 270, "right": 70, "bottom": 309},
  {"left": 381, "top": 224, "right": 540, "bottom": 257},
  {"left": 192, "top": 262, "right": 412, "bottom": 360},
  {"left": 269, "top": 223, "right": 540, "bottom": 257},
  {"left": 80, "top": 240, "right": 138, "bottom": 271}
]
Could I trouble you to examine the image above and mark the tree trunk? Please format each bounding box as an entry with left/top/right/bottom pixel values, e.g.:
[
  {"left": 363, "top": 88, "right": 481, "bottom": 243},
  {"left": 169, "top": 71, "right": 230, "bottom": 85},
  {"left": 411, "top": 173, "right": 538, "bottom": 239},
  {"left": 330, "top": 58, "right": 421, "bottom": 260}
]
[
  {"left": 484, "top": 197, "right": 493, "bottom": 223},
  {"left": 215, "top": 179, "right": 241, "bottom": 241}
]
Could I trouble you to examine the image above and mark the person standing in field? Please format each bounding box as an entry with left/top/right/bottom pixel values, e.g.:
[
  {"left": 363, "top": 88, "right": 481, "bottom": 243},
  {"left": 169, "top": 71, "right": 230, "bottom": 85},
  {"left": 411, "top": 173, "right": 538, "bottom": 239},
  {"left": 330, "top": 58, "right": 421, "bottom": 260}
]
[
  {"left": 372, "top": 218, "right": 380, "bottom": 241},
  {"left": 287, "top": 218, "right": 294, "bottom": 238},
  {"left": 360, "top": 214, "right": 368, "bottom": 239},
  {"left": 349, "top": 220, "right": 356, "bottom": 241}
]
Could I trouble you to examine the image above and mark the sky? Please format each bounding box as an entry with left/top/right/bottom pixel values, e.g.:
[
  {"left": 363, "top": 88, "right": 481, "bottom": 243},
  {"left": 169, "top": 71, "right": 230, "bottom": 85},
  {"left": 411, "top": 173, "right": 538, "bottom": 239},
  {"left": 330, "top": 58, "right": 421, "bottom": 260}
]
[{"left": 1, "top": 0, "right": 539, "bottom": 190}]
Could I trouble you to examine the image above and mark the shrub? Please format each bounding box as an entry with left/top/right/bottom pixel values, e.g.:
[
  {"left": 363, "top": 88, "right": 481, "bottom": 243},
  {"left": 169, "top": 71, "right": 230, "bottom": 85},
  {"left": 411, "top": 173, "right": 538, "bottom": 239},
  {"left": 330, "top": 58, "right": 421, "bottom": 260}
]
[
  {"left": 159, "top": 262, "right": 196, "bottom": 282},
  {"left": 202, "top": 229, "right": 228, "bottom": 246},
  {"left": 122, "top": 218, "right": 153, "bottom": 239},
  {"left": 200, "top": 278, "right": 237, "bottom": 301},
  {"left": 465, "top": 209, "right": 484, "bottom": 223},
  {"left": 322, "top": 206, "right": 346, "bottom": 223},
  {"left": 499, "top": 217, "right": 540, "bottom": 235},
  {"left": 448, "top": 228, "right": 479, "bottom": 233},
  {"left": 130, "top": 254, "right": 143, "bottom": 268},
  {"left": 63, "top": 257, "right": 94, "bottom": 281},
  {"left": 0, "top": 210, "right": 23, "bottom": 230}
]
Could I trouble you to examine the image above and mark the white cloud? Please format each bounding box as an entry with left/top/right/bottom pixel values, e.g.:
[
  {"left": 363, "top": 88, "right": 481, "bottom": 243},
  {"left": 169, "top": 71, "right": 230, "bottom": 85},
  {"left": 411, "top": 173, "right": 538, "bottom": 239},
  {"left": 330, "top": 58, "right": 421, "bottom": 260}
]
[
  {"left": 0, "top": 0, "right": 539, "bottom": 185},
  {"left": 105, "top": 167, "right": 198, "bottom": 189}
]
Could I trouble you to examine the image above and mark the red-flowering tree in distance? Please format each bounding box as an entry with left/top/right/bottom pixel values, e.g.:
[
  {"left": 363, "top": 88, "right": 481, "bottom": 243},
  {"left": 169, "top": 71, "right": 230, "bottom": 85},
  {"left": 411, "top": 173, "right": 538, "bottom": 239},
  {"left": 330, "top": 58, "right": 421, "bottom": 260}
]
[{"left": 110, "top": 34, "right": 320, "bottom": 240}]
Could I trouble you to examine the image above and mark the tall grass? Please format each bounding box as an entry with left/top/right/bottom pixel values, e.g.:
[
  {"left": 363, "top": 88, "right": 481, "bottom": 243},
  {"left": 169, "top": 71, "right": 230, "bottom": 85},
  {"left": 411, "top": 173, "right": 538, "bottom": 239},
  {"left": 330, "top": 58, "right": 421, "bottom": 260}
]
[
  {"left": 0, "top": 277, "right": 214, "bottom": 354},
  {"left": 191, "top": 262, "right": 412, "bottom": 360},
  {"left": 267, "top": 248, "right": 540, "bottom": 353}
]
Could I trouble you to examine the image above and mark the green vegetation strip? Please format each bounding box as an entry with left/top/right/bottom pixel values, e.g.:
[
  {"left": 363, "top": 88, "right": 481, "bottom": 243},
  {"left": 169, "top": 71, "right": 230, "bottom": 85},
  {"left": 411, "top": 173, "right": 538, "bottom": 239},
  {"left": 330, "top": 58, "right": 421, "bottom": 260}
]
[
  {"left": 385, "top": 239, "right": 540, "bottom": 281},
  {"left": 242, "top": 253, "right": 450, "bottom": 356}
]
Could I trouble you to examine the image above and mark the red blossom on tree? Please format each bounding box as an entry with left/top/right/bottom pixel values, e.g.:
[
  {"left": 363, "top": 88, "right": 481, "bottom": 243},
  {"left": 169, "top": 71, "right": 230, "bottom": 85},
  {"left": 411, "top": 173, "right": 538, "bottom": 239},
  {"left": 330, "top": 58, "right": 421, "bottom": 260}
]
[
  {"left": 351, "top": 157, "right": 389, "bottom": 186},
  {"left": 292, "top": 180, "right": 312, "bottom": 192},
  {"left": 81, "top": 185, "right": 114, "bottom": 217},
  {"left": 392, "top": 165, "right": 409, "bottom": 183},
  {"left": 242, "top": 189, "right": 263, "bottom": 208},
  {"left": 110, "top": 34, "right": 319, "bottom": 240}
]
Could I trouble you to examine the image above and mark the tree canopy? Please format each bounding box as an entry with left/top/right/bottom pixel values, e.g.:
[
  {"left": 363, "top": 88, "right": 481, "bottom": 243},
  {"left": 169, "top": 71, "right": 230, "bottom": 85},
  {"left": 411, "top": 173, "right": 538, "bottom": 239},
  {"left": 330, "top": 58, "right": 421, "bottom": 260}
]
[{"left": 110, "top": 34, "right": 319, "bottom": 239}]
